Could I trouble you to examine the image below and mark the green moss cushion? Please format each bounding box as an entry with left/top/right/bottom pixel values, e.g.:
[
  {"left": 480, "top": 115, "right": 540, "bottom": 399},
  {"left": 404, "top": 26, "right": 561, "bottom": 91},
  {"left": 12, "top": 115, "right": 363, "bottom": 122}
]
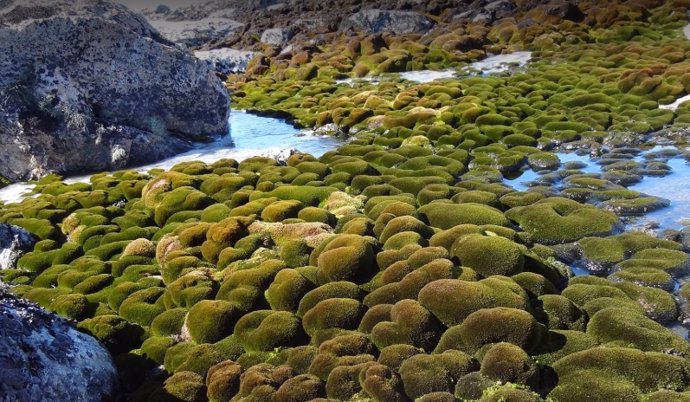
[
  {"left": 370, "top": 299, "right": 444, "bottom": 352},
  {"left": 435, "top": 307, "right": 547, "bottom": 354},
  {"left": 480, "top": 342, "right": 539, "bottom": 387},
  {"left": 451, "top": 233, "right": 525, "bottom": 277},
  {"left": 586, "top": 307, "right": 690, "bottom": 354},
  {"left": 77, "top": 314, "right": 144, "bottom": 354},
  {"left": 302, "top": 298, "right": 367, "bottom": 337},
  {"left": 419, "top": 202, "right": 509, "bottom": 229},
  {"left": 310, "top": 234, "right": 377, "bottom": 284},
  {"left": 506, "top": 197, "right": 620, "bottom": 244},
  {"left": 186, "top": 300, "right": 243, "bottom": 344},
  {"left": 418, "top": 278, "right": 528, "bottom": 327},
  {"left": 206, "top": 360, "right": 243, "bottom": 402},
  {"left": 398, "top": 350, "right": 478, "bottom": 399},
  {"left": 234, "top": 310, "right": 307, "bottom": 351},
  {"left": 549, "top": 347, "right": 690, "bottom": 402}
]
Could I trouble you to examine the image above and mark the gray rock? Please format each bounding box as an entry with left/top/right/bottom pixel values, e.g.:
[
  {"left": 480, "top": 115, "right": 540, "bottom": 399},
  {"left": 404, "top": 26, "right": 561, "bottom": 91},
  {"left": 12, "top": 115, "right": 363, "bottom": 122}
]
[
  {"left": 154, "top": 4, "right": 171, "bottom": 14},
  {"left": 340, "top": 9, "right": 433, "bottom": 34},
  {"left": 0, "top": 290, "right": 118, "bottom": 401},
  {"left": 260, "top": 27, "right": 293, "bottom": 46},
  {"left": 148, "top": 15, "right": 245, "bottom": 48},
  {"left": 194, "top": 48, "right": 257, "bottom": 74},
  {"left": 0, "top": 0, "right": 230, "bottom": 181},
  {"left": 451, "top": 0, "right": 515, "bottom": 23},
  {"left": 0, "top": 224, "right": 35, "bottom": 270},
  {"left": 293, "top": 18, "right": 330, "bottom": 32}
]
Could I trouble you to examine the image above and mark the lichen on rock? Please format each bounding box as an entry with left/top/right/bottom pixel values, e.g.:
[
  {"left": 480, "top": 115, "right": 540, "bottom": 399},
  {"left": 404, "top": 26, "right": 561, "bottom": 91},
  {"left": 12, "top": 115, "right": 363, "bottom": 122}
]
[{"left": 0, "top": 289, "right": 118, "bottom": 401}]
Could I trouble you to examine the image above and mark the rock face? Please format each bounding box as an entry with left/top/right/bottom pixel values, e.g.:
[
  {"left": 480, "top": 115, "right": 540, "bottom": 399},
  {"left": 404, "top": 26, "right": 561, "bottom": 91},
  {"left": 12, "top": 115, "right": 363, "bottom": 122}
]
[
  {"left": 0, "top": 224, "right": 35, "bottom": 269},
  {"left": 0, "top": 0, "right": 230, "bottom": 181},
  {"left": 0, "top": 289, "right": 118, "bottom": 401},
  {"left": 194, "top": 48, "right": 257, "bottom": 74},
  {"left": 340, "top": 9, "right": 434, "bottom": 34}
]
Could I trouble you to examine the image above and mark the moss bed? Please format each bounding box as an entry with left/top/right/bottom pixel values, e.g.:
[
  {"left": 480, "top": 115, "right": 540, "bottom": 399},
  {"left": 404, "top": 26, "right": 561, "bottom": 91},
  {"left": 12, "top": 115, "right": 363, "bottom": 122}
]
[{"left": 4, "top": 1, "right": 690, "bottom": 400}]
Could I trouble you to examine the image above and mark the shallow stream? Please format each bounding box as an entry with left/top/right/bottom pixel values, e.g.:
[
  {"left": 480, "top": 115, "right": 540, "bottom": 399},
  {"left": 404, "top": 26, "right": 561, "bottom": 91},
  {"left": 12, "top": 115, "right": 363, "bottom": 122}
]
[
  {"left": 503, "top": 147, "right": 690, "bottom": 233},
  {"left": 336, "top": 51, "right": 533, "bottom": 85},
  {"left": 0, "top": 111, "right": 341, "bottom": 203},
  {"left": 503, "top": 145, "right": 690, "bottom": 337}
]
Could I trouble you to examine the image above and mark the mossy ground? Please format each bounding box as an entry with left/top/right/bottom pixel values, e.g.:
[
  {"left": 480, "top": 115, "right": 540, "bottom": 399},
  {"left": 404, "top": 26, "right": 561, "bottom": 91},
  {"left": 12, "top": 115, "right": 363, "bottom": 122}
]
[{"left": 4, "top": 1, "right": 690, "bottom": 400}]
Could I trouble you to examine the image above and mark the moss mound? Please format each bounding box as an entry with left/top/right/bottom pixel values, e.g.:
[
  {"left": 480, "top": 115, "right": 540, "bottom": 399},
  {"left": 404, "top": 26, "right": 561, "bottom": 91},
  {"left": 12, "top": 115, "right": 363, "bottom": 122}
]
[
  {"left": 506, "top": 198, "right": 620, "bottom": 244},
  {"left": 419, "top": 202, "right": 509, "bottom": 229},
  {"left": 418, "top": 278, "right": 528, "bottom": 327},
  {"left": 549, "top": 347, "right": 690, "bottom": 401}
]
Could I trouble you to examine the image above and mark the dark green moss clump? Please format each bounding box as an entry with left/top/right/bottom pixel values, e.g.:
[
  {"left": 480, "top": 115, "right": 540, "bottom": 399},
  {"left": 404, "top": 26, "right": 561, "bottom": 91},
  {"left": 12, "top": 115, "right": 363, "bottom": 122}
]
[
  {"left": 206, "top": 360, "right": 242, "bottom": 402},
  {"left": 77, "top": 314, "right": 144, "bottom": 354},
  {"left": 302, "top": 298, "right": 366, "bottom": 338},
  {"left": 586, "top": 307, "right": 690, "bottom": 354}
]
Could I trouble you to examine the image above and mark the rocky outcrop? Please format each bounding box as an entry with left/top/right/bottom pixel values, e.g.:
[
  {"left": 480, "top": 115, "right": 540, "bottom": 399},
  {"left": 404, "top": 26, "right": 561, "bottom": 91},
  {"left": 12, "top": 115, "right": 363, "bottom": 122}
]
[
  {"left": 0, "top": 289, "right": 118, "bottom": 401},
  {"left": 340, "top": 9, "right": 434, "bottom": 34},
  {"left": 147, "top": 15, "right": 245, "bottom": 48},
  {"left": 452, "top": 0, "right": 584, "bottom": 24},
  {"left": 0, "top": 224, "right": 35, "bottom": 270},
  {"left": 194, "top": 48, "right": 257, "bottom": 74},
  {"left": 0, "top": 0, "right": 230, "bottom": 182},
  {"left": 142, "top": 0, "right": 246, "bottom": 47},
  {"left": 143, "top": 0, "right": 244, "bottom": 22},
  {"left": 140, "top": 0, "right": 455, "bottom": 49}
]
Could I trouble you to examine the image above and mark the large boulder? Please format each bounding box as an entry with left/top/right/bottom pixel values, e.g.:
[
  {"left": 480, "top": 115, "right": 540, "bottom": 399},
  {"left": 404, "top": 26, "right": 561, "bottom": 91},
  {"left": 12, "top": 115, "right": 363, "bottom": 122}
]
[
  {"left": 0, "top": 224, "right": 35, "bottom": 269},
  {"left": 260, "top": 27, "right": 294, "bottom": 47},
  {"left": 0, "top": 289, "right": 118, "bottom": 400},
  {"left": 0, "top": 0, "right": 230, "bottom": 181},
  {"left": 340, "top": 9, "right": 434, "bottom": 34}
]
